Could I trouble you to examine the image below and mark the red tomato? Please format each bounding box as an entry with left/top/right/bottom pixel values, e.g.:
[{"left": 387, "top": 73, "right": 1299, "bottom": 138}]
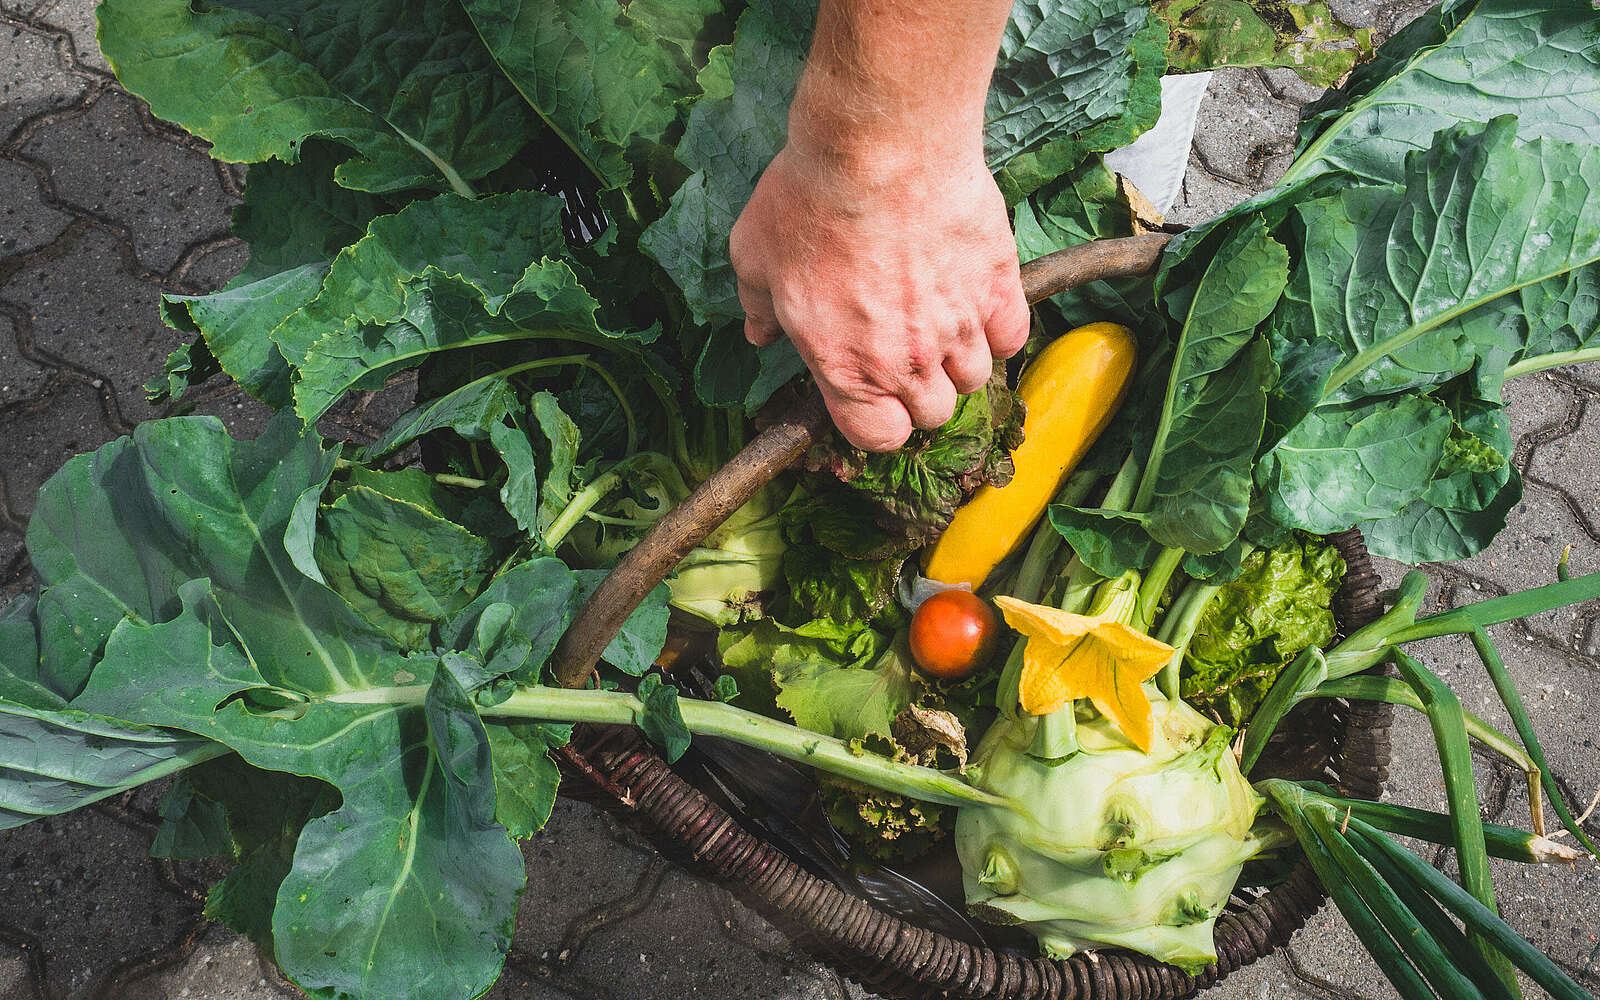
[{"left": 909, "top": 590, "right": 999, "bottom": 680}]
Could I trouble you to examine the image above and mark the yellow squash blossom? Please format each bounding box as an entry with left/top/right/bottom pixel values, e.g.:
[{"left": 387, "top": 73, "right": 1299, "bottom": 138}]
[{"left": 993, "top": 595, "right": 1174, "bottom": 752}]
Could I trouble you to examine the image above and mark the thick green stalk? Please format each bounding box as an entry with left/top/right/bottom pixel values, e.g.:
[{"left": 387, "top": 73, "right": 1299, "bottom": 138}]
[
  {"left": 1014, "top": 469, "right": 1101, "bottom": 604},
  {"left": 328, "top": 685, "right": 1020, "bottom": 813},
  {"left": 543, "top": 451, "right": 688, "bottom": 549},
  {"left": 1154, "top": 579, "right": 1222, "bottom": 701},
  {"left": 1134, "top": 546, "right": 1184, "bottom": 634}
]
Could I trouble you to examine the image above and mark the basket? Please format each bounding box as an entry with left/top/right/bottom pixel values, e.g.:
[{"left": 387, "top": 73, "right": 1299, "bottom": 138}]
[{"left": 555, "top": 530, "right": 1391, "bottom": 1000}]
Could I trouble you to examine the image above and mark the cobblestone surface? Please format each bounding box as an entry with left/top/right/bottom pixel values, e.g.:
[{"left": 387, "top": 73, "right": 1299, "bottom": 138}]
[{"left": 1, "top": 2, "right": 1597, "bottom": 999}]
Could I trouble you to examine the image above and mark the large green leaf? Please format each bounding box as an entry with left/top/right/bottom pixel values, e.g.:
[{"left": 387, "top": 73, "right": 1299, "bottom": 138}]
[
  {"left": 313, "top": 485, "right": 494, "bottom": 649},
  {"left": 0, "top": 697, "right": 225, "bottom": 830},
  {"left": 281, "top": 191, "right": 646, "bottom": 422},
  {"left": 461, "top": 0, "right": 716, "bottom": 189},
  {"left": 157, "top": 144, "right": 387, "bottom": 407},
  {"left": 1288, "top": 0, "right": 1600, "bottom": 188},
  {"left": 97, "top": 0, "right": 535, "bottom": 193},
  {"left": 1257, "top": 395, "right": 1454, "bottom": 534},
  {"left": 72, "top": 587, "right": 523, "bottom": 1000},
  {"left": 1136, "top": 219, "right": 1288, "bottom": 554},
  {"left": 986, "top": 0, "right": 1167, "bottom": 178},
  {"left": 1360, "top": 469, "right": 1523, "bottom": 563}
]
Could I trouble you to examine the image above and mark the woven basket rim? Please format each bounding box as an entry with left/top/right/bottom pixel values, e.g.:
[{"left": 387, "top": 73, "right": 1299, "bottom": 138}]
[{"left": 563, "top": 528, "right": 1392, "bottom": 1000}]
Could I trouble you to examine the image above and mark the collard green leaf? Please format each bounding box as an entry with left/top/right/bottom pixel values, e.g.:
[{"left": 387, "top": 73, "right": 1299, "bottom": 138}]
[
  {"left": 1048, "top": 506, "right": 1160, "bottom": 578},
  {"left": 283, "top": 191, "right": 647, "bottom": 423},
  {"left": 1138, "top": 219, "right": 1288, "bottom": 555},
  {"left": 97, "top": 0, "right": 534, "bottom": 193},
  {"left": 1257, "top": 395, "right": 1453, "bottom": 534},
  {"left": 0, "top": 593, "right": 59, "bottom": 708},
  {"left": 572, "top": 574, "right": 672, "bottom": 677},
  {"left": 1156, "top": 0, "right": 1372, "bottom": 88},
  {"left": 440, "top": 558, "right": 579, "bottom": 685},
  {"left": 151, "top": 776, "right": 234, "bottom": 861},
  {"left": 490, "top": 417, "right": 542, "bottom": 541},
  {"left": 357, "top": 376, "right": 521, "bottom": 462},
  {"left": 1360, "top": 469, "right": 1523, "bottom": 564},
  {"left": 636, "top": 673, "right": 691, "bottom": 762},
  {"left": 0, "top": 697, "right": 225, "bottom": 830},
  {"left": 73, "top": 585, "right": 523, "bottom": 1000},
  {"left": 485, "top": 722, "right": 569, "bottom": 839},
  {"left": 313, "top": 484, "right": 494, "bottom": 649},
  {"left": 460, "top": 0, "right": 715, "bottom": 190},
  {"left": 20, "top": 413, "right": 411, "bottom": 696},
  {"left": 1289, "top": 0, "right": 1600, "bottom": 188},
  {"left": 986, "top": 0, "right": 1167, "bottom": 174},
  {"left": 229, "top": 142, "right": 387, "bottom": 286}
]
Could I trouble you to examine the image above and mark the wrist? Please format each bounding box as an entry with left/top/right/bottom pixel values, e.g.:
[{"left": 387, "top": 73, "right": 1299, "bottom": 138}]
[{"left": 785, "top": 71, "right": 987, "bottom": 184}]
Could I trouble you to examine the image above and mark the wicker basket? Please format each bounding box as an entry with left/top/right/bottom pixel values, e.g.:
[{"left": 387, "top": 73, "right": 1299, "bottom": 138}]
[{"left": 555, "top": 529, "right": 1390, "bottom": 999}]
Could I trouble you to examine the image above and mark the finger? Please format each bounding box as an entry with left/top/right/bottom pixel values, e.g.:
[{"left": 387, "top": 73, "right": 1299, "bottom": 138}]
[
  {"left": 901, "top": 372, "right": 959, "bottom": 431},
  {"left": 984, "top": 278, "right": 1031, "bottom": 359},
  {"left": 944, "top": 330, "right": 994, "bottom": 395},
  {"left": 817, "top": 381, "right": 914, "bottom": 453},
  {"left": 737, "top": 280, "right": 782, "bottom": 347}
]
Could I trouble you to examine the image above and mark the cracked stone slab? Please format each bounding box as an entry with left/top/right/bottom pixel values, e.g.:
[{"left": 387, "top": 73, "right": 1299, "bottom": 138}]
[
  {"left": 20, "top": 90, "right": 237, "bottom": 274},
  {"left": 0, "top": 19, "right": 92, "bottom": 145},
  {"left": 0, "top": 806, "right": 204, "bottom": 998},
  {"left": 0, "top": 158, "right": 72, "bottom": 256},
  {"left": 0, "top": 376, "right": 111, "bottom": 525},
  {"left": 29, "top": 0, "right": 110, "bottom": 75},
  {"left": 0, "top": 224, "right": 182, "bottom": 424},
  {"left": 0, "top": 310, "right": 52, "bottom": 403},
  {"left": 130, "top": 924, "right": 290, "bottom": 1000}
]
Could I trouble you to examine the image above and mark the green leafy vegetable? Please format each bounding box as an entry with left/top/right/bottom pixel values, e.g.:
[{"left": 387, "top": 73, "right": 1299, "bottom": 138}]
[
  {"left": 1155, "top": 0, "right": 1372, "bottom": 87},
  {"left": 1182, "top": 537, "right": 1344, "bottom": 726}
]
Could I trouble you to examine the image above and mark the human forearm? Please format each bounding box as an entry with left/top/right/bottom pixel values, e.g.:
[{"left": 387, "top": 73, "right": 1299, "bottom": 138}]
[{"left": 789, "top": 0, "right": 1013, "bottom": 168}]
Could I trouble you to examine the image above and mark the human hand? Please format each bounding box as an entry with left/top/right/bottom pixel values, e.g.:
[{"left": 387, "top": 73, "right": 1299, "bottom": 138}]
[{"left": 729, "top": 140, "right": 1029, "bottom": 452}]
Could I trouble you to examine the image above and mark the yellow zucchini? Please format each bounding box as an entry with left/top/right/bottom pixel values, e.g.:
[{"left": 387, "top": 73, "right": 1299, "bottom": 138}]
[{"left": 923, "top": 322, "right": 1136, "bottom": 589}]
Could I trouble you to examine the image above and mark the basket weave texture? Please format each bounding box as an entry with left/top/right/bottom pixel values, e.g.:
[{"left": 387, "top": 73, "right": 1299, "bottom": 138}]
[{"left": 561, "top": 529, "right": 1390, "bottom": 1000}]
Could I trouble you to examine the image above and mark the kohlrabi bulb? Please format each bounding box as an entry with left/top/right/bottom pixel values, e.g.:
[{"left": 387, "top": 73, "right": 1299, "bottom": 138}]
[{"left": 955, "top": 691, "right": 1272, "bottom": 973}]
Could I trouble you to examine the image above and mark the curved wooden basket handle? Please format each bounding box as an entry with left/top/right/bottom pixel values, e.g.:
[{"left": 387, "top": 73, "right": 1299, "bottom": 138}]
[{"left": 550, "top": 233, "right": 1172, "bottom": 687}]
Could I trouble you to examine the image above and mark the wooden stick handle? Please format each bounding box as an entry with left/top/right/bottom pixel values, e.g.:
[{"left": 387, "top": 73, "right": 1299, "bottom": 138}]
[{"left": 549, "top": 233, "right": 1172, "bottom": 688}]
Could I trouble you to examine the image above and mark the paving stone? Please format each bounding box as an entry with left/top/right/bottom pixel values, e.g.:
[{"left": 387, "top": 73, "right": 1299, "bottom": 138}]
[
  {"left": 30, "top": 0, "right": 109, "bottom": 74},
  {"left": 0, "top": 377, "right": 110, "bottom": 523},
  {"left": 1561, "top": 362, "right": 1600, "bottom": 395},
  {"left": 0, "top": 523, "right": 26, "bottom": 603},
  {"left": 0, "top": 159, "right": 72, "bottom": 257},
  {"left": 134, "top": 924, "right": 287, "bottom": 1000},
  {"left": 1503, "top": 372, "right": 1581, "bottom": 467},
  {"left": 0, "top": 20, "right": 91, "bottom": 145},
  {"left": 174, "top": 237, "right": 247, "bottom": 294},
  {"left": 0, "top": 950, "right": 32, "bottom": 1000},
  {"left": 0, "top": 310, "right": 52, "bottom": 402},
  {"left": 0, "top": 224, "right": 180, "bottom": 423},
  {"left": 511, "top": 797, "right": 658, "bottom": 964},
  {"left": 1279, "top": 906, "right": 1399, "bottom": 1000},
  {"left": 20, "top": 91, "right": 235, "bottom": 273},
  {"left": 176, "top": 382, "right": 275, "bottom": 441},
  {"left": 1439, "top": 480, "right": 1600, "bottom": 649},
  {"left": 1526, "top": 393, "right": 1600, "bottom": 522},
  {"left": 1167, "top": 156, "right": 1256, "bottom": 227},
  {"left": 570, "top": 865, "right": 849, "bottom": 1000},
  {"left": 1189, "top": 69, "right": 1300, "bottom": 191},
  {"left": 0, "top": 807, "right": 203, "bottom": 998}
]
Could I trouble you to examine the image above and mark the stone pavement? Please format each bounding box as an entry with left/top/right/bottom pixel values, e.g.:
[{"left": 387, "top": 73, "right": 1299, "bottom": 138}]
[{"left": 0, "top": 1, "right": 1596, "bottom": 998}]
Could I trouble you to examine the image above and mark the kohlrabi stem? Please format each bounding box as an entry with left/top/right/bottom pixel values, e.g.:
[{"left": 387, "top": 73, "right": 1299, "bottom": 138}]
[
  {"left": 1154, "top": 579, "right": 1222, "bottom": 701},
  {"left": 543, "top": 451, "right": 688, "bottom": 550},
  {"left": 1102, "top": 450, "right": 1142, "bottom": 511},
  {"left": 1014, "top": 469, "right": 1101, "bottom": 604},
  {"left": 1134, "top": 546, "right": 1184, "bottom": 633},
  {"left": 328, "top": 685, "right": 1020, "bottom": 812}
]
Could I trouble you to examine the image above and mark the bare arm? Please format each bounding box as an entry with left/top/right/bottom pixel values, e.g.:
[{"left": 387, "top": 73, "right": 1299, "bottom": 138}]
[{"left": 729, "top": 0, "right": 1027, "bottom": 452}]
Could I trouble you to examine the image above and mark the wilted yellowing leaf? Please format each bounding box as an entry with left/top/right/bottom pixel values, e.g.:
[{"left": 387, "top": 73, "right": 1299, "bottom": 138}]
[{"left": 994, "top": 595, "right": 1174, "bottom": 752}]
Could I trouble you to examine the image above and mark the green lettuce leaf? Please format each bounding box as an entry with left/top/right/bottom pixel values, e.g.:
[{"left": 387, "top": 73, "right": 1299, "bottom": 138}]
[{"left": 1182, "top": 536, "right": 1344, "bottom": 726}]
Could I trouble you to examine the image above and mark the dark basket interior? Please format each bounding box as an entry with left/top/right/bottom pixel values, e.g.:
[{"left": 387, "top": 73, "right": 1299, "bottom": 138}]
[{"left": 555, "top": 529, "right": 1392, "bottom": 1000}]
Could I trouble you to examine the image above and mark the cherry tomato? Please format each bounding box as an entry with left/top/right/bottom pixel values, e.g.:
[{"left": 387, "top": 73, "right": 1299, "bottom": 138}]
[{"left": 909, "top": 590, "right": 999, "bottom": 680}]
